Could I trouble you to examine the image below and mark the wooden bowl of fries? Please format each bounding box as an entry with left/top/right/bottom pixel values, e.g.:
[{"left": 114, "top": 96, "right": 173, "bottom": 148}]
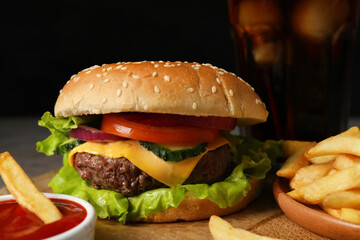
[
  {"left": 273, "top": 177, "right": 360, "bottom": 240},
  {"left": 273, "top": 127, "right": 360, "bottom": 240}
]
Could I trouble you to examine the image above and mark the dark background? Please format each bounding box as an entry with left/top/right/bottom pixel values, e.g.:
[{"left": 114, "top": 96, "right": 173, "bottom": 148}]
[{"left": 0, "top": 1, "right": 359, "bottom": 117}]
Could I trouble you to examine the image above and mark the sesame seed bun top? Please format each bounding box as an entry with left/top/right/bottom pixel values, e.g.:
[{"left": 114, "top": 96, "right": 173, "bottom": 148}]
[{"left": 55, "top": 61, "right": 268, "bottom": 125}]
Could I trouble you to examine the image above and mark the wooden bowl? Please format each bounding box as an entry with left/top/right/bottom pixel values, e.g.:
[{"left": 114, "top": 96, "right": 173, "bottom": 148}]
[{"left": 273, "top": 177, "right": 360, "bottom": 240}]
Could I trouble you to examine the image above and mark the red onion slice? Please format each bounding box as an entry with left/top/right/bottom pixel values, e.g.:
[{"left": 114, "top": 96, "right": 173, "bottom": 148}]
[{"left": 70, "top": 125, "right": 124, "bottom": 142}]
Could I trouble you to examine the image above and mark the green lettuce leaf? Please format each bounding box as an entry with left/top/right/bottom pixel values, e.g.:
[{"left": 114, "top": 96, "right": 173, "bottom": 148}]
[
  {"left": 36, "top": 112, "right": 98, "bottom": 156},
  {"left": 39, "top": 114, "right": 283, "bottom": 223}
]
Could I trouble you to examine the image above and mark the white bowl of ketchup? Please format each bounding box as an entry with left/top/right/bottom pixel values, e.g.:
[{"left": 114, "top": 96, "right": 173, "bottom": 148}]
[{"left": 0, "top": 193, "right": 96, "bottom": 240}]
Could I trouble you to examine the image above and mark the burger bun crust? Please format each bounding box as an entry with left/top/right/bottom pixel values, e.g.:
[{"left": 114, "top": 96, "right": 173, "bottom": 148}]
[{"left": 55, "top": 61, "right": 268, "bottom": 125}]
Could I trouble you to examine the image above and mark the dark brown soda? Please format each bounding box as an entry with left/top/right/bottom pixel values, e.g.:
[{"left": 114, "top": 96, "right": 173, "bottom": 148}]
[{"left": 228, "top": 0, "right": 359, "bottom": 141}]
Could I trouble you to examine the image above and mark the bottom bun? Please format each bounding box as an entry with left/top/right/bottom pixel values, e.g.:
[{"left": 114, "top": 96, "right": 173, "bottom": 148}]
[{"left": 134, "top": 178, "right": 263, "bottom": 223}]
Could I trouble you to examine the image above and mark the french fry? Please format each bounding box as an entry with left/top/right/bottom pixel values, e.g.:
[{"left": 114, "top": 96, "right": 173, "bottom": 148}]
[
  {"left": 276, "top": 141, "right": 315, "bottom": 179},
  {"left": 0, "top": 152, "right": 62, "bottom": 224},
  {"left": 209, "top": 215, "right": 281, "bottom": 240},
  {"left": 340, "top": 208, "right": 360, "bottom": 224},
  {"left": 338, "top": 126, "right": 360, "bottom": 137},
  {"left": 289, "top": 164, "right": 360, "bottom": 204},
  {"left": 307, "top": 155, "right": 337, "bottom": 164},
  {"left": 327, "top": 168, "right": 338, "bottom": 175},
  {"left": 305, "top": 127, "right": 360, "bottom": 159},
  {"left": 320, "top": 204, "right": 341, "bottom": 218},
  {"left": 287, "top": 190, "right": 314, "bottom": 205},
  {"left": 306, "top": 135, "right": 360, "bottom": 159},
  {"left": 323, "top": 189, "right": 360, "bottom": 209},
  {"left": 333, "top": 154, "right": 360, "bottom": 170},
  {"left": 290, "top": 161, "right": 333, "bottom": 189}
]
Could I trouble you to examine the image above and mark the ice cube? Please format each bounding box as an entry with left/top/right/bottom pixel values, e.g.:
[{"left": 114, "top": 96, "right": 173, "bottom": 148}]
[
  {"left": 237, "top": 0, "right": 282, "bottom": 26},
  {"left": 292, "top": 0, "right": 350, "bottom": 43}
]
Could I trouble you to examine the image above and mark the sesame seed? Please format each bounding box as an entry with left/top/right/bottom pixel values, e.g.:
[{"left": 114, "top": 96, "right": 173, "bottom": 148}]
[
  {"left": 218, "top": 71, "right": 224, "bottom": 75},
  {"left": 256, "top": 99, "right": 261, "bottom": 104},
  {"left": 132, "top": 75, "right": 140, "bottom": 79},
  {"left": 150, "top": 61, "right": 155, "bottom": 64},
  {"left": 85, "top": 70, "right": 91, "bottom": 74},
  {"left": 194, "top": 67, "right": 199, "bottom": 70},
  {"left": 212, "top": 86, "right": 216, "bottom": 93},
  {"left": 187, "top": 88, "right": 194, "bottom": 93},
  {"left": 152, "top": 72, "right": 157, "bottom": 77},
  {"left": 102, "top": 97, "right": 107, "bottom": 104},
  {"left": 116, "top": 65, "right": 123, "bottom": 69},
  {"left": 120, "top": 67, "right": 127, "bottom": 70},
  {"left": 123, "top": 81, "right": 128, "bottom": 88},
  {"left": 164, "top": 75, "right": 170, "bottom": 81},
  {"left": 89, "top": 83, "right": 94, "bottom": 90},
  {"left": 192, "top": 102, "right": 197, "bottom": 109},
  {"left": 229, "top": 89, "right": 234, "bottom": 96},
  {"left": 102, "top": 68, "right": 106, "bottom": 72},
  {"left": 216, "top": 78, "right": 221, "bottom": 85},
  {"left": 96, "top": 74, "right": 102, "bottom": 77},
  {"left": 116, "top": 89, "right": 122, "bottom": 96},
  {"left": 154, "top": 86, "right": 160, "bottom": 93},
  {"left": 107, "top": 67, "right": 113, "bottom": 71},
  {"left": 74, "top": 76, "right": 80, "bottom": 82},
  {"left": 104, "top": 78, "right": 109, "bottom": 83},
  {"left": 154, "top": 64, "right": 159, "bottom": 68},
  {"left": 71, "top": 74, "right": 75, "bottom": 79}
]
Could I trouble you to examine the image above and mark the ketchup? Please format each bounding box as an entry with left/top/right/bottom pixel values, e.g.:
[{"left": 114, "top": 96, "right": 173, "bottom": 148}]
[{"left": 0, "top": 198, "right": 87, "bottom": 240}]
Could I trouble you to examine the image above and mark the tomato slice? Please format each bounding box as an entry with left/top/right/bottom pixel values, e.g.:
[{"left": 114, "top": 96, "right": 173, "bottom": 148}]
[
  {"left": 101, "top": 113, "right": 221, "bottom": 146},
  {"left": 102, "top": 112, "right": 236, "bottom": 130},
  {"left": 158, "top": 114, "right": 236, "bottom": 130}
]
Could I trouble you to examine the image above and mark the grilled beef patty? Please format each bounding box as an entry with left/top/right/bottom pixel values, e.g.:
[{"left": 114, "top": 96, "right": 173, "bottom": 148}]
[{"left": 74, "top": 145, "right": 234, "bottom": 196}]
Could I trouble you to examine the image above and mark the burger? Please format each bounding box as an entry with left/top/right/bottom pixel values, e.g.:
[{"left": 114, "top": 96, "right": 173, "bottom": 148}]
[{"left": 36, "top": 61, "right": 282, "bottom": 223}]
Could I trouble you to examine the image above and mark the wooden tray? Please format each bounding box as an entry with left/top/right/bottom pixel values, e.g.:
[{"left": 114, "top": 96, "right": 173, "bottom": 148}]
[
  {"left": 0, "top": 171, "right": 329, "bottom": 240},
  {"left": 273, "top": 177, "right": 360, "bottom": 240}
]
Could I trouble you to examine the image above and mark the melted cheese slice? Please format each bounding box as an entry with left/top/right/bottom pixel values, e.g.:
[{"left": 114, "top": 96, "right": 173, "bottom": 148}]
[{"left": 68, "top": 137, "right": 229, "bottom": 187}]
